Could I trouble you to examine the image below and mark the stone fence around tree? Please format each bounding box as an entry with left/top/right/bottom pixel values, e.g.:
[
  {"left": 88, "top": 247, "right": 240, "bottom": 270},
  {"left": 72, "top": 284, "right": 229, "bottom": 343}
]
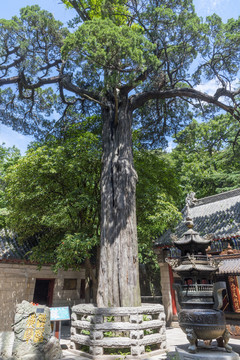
[{"left": 70, "top": 303, "right": 167, "bottom": 359}]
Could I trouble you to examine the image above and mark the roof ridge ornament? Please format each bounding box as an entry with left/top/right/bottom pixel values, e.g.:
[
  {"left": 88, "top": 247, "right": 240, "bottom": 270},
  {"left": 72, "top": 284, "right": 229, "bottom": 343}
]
[
  {"left": 185, "top": 203, "right": 194, "bottom": 229},
  {"left": 186, "top": 192, "right": 198, "bottom": 207}
]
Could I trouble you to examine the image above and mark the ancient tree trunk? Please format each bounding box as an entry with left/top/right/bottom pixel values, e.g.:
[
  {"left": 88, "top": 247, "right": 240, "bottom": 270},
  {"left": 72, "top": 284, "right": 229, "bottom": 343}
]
[
  {"left": 85, "top": 258, "right": 98, "bottom": 303},
  {"left": 97, "top": 95, "right": 141, "bottom": 307}
]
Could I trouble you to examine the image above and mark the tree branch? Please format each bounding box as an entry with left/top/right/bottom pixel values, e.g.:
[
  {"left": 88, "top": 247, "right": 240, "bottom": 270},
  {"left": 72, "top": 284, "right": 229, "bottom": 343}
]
[
  {"left": 130, "top": 87, "right": 237, "bottom": 118},
  {"left": 21, "top": 73, "right": 61, "bottom": 89},
  {"left": 0, "top": 71, "right": 108, "bottom": 108},
  {"left": 0, "top": 56, "right": 25, "bottom": 72},
  {"left": 60, "top": 75, "right": 108, "bottom": 108},
  {"left": 120, "top": 69, "right": 149, "bottom": 94},
  {"left": 0, "top": 76, "right": 20, "bottom": 85},
  {"left": 66, "top": 0, "right": 90, "bottom": 21}
]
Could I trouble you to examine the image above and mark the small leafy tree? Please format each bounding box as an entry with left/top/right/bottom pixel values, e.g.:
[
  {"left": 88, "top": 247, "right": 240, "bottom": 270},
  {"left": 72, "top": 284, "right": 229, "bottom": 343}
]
[{"left": 5, "top": 130, "right": 101, "bottom": 268}]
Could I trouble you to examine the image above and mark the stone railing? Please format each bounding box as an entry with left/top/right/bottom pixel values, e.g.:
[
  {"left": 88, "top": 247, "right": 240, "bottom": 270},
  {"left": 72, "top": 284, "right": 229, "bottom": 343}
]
[
  {"left": 182, "top": 284, "right": 213, "bottom": 292},
  {"left": 70, "top": 303, "right": 166, "bottom": 359}
]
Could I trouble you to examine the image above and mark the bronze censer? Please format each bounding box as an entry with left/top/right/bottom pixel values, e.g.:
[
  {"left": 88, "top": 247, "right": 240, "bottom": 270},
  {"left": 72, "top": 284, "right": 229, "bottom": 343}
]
[{"left": 167, "top": 206, "right": 232, "bottom": 353}]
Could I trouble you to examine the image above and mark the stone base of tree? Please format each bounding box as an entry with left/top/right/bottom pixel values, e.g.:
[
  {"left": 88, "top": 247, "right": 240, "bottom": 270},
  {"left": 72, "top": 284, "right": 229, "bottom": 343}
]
[{"left": 70, "top": 303, "right": 167, "bottom": 359}]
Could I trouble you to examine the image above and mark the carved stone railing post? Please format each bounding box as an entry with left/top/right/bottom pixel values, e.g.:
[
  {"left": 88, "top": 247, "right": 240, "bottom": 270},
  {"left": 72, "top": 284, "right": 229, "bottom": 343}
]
[
  {"left": 70, "top": 312, "right": 77, "bottom": 350},
  {"left": 89, "top": 315, "right": 104, "bottom": 356},
  {"left": 130, "top": 314, "right": 144, "bottom": 356}
]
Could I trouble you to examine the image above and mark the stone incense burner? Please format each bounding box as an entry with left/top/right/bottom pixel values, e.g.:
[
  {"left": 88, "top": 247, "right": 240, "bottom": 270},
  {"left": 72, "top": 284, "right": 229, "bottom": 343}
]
[{"left": 167, "top": 206, "right": 232, "bottom": 354}]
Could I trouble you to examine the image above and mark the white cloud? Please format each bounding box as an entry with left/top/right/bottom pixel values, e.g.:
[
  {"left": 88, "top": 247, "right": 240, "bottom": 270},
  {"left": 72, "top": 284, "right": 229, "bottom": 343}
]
[
  {"left": 194, "top": 0, "right": 230, "bottom": 17},
  {"left": 166, "top": 140, "right": 176, "bottom": 153},
  {"left": 195, "top": 78, "right": 239, "bottom": 101},
  {"left": 0, "top": 125, "right": 33, "bottom": 154},
  {"left": 195, "top": 78, "right": 219, "bottom": 96}
]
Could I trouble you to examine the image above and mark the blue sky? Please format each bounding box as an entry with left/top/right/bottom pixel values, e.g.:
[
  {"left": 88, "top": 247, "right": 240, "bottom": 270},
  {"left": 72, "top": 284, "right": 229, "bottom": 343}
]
[
  {"left": 1, "top": 0, "right": 240, "bottom": 153},
  {"left": 194, "top": 0, "right": 240, "bottom": 22}
]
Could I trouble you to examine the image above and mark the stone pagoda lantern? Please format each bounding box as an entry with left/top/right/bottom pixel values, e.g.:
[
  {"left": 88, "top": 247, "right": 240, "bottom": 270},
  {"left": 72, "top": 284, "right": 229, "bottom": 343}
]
[{"left": 167, "top": 205, "right": 232, "bottom": 354}]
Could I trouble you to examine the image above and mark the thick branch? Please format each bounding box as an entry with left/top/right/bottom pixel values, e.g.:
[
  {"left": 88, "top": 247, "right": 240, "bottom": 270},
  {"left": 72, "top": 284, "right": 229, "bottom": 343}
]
[
  {"left": 0, "top": 56, "right": 25, "bottom": 72},
  {"left": 0, "top": 76, "right": 20, "bottom": 85},
  {"left": 20, "top": 73, "right": 61, "bottom": 89},
  {"left": 0, "top": 72, "right": 61, "bottom": 88},
  {"left": 130, "top": 87, "right": 236, "bottom": 117},
  {"left": 0, "top": 71, "right": 107, "bottom": 108},
  {"left": 66, "top": 0, "right": 90, "bottom": 21},
  {"left": 120, "top": 70, "right": 149, "bottom": 94},
  {"left": 60, "top": 75, "right": 107, "bottom": 108}
]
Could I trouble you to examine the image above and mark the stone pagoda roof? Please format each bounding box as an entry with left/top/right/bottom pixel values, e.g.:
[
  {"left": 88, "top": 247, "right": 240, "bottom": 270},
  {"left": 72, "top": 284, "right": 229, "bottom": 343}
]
[
  {"left": 155, "top": 188, "right": 240, "bottom": 247},
  {"left": 173, "top": 263, "right": 216, "bottom": 273},
  {"left": 175, "top": 228, "right": 210, "bottom": 246}
]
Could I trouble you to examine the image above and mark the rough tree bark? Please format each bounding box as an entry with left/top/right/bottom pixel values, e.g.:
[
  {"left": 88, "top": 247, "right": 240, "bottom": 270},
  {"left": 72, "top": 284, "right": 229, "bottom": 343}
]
[
  {"left": 97, "top": 94, "right": 141, "bottom": 307},
  {"left": 85, "top": 258, "right": 98, "bottom": 303}
]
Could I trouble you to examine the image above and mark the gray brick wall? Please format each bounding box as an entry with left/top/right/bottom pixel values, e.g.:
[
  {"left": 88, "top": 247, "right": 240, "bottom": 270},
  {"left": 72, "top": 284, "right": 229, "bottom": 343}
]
[{"left": 0, "top": 263, "right": 85, "bottom": 331}]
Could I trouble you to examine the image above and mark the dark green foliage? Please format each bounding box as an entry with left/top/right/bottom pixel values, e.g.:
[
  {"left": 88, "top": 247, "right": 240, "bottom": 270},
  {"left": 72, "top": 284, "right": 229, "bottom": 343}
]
[
  {"left": 5, "top": 130, "right": 101, "bottom": 269},
  {"left": 0, "top": 145, "right": 21, "bottom": 229},
  {"left": 171, "top": 114, "right": 240, "bottom": 202},
  {"left": 135, "top": 148, "right": 181, "bottom": 245}
]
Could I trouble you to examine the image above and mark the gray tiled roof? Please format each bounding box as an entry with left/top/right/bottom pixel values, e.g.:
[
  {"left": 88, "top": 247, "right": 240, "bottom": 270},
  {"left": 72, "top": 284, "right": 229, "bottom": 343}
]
[
  {"left": 155, "top": 188, "right": 240, "bottom": 247},
  {"left": 218, "top": 258, "right": 240, "bottom": 275},
  {"left": 0, "top": 230, "right": 36, "bottom": 261}
]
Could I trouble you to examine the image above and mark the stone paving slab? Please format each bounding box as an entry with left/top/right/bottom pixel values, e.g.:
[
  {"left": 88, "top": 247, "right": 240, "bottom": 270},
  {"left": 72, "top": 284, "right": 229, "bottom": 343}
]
[
  {"left": 60, "top": 327, "right": 240, "bottom": 359},
  {"left": 165, "top": 328, "right": 240, "bottom": 360},
  {"left": 176, "top": 344, "right": 239, "bottom": 360},
  {"left": 61, "top": 346, "right": 167, "bottom": 360},
  {"left": 60, "top": 328, "right": 240, "bottom": 360},
  {"left": 1, "top": 327, "right": 240, "bottom": 359}
]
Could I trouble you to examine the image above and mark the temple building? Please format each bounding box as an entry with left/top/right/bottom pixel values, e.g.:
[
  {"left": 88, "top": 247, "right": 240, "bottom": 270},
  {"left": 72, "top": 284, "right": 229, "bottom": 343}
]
[{"left": 155, "top": 188, "right": 240, "bottom": 337}]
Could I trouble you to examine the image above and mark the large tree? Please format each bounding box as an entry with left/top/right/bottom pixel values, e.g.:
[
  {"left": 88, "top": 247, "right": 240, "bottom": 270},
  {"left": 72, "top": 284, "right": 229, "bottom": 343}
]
[{"left": 0, "top": 1, "right": 240, "bottom": 307}]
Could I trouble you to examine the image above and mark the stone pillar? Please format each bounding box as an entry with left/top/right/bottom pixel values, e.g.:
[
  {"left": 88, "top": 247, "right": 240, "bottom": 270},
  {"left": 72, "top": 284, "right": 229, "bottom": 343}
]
[
  {"left": 159, "top": 262, "right": 173, "bottom": 326},
  {"left": 130, "top": 314, "right": 145, "bottom": 357},
  {"left": 89, "top": 315, "right": 103, "bottom": 356}
]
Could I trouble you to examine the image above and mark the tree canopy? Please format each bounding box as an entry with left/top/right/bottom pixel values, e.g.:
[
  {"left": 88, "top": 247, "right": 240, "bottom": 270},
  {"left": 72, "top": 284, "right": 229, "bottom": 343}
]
[{"left": 1, "top": 2, "right": 240, "bottom": 140}]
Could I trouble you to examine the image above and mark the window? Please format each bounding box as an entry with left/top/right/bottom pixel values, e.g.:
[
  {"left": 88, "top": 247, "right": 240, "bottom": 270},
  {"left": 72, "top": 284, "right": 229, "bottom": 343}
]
[{"left": 63, "top": 279, "right": 77, "bottom": 290}]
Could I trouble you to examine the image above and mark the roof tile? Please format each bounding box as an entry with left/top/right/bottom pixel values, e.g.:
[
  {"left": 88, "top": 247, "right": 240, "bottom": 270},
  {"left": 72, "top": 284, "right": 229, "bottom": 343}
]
[{"left": 156, "top": 188, "right": 240, "bottom": 246}]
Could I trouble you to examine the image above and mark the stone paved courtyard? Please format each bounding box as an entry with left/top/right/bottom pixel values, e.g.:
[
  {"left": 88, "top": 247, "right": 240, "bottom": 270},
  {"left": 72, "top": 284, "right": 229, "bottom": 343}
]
[
  {"left": 1, "top": 326, "right": 240, "bottom": 359},
  {"left": 60, "top": 327, "right": 240, "bottom": 359}
]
